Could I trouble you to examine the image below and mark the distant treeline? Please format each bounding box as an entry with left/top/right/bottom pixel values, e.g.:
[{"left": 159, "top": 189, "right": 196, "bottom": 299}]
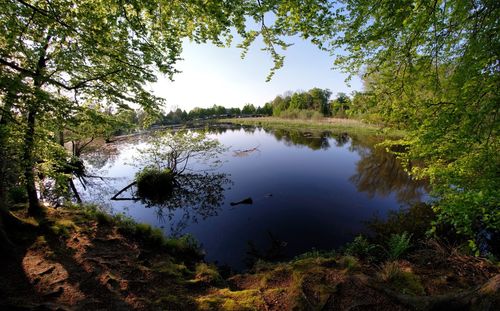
[{"left": 156, "top": 87, "right": 361, "bottom": 125}]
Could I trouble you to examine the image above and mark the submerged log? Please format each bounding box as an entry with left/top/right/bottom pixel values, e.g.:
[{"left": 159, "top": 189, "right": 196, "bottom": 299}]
[{"left": 230, "top": 197, "right": 253, "bottom": 206}]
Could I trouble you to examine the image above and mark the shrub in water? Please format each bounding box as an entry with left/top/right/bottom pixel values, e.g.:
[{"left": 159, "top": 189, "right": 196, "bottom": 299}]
[{"left": 135, "top": 168, "right": 174, "bottom": 203}]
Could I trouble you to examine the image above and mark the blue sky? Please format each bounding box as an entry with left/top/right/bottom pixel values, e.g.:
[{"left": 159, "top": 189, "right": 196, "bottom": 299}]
[{"left": 152, "top": 36, "right": 362, "bottom": 112}]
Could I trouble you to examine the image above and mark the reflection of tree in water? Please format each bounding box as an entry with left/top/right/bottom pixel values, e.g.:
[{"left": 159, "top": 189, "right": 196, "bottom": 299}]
[
  {"left": 267, "top": 128, "right": 332, "bottom": 150},
  {"left": 366, "top": 203, "right": 436, "bottom": 242},
  {"left": 81, "top": 144, "right": 119, "bottom": 170},
  {"left": 142, "top": 173, "right": 232, "bottom": 237},
  {"left": 210, "top": 124, "right": 350, "bottom": 151},
  {"left": 349, "top": 144, "right": 429, "bottom": 205},
  {"left": 335, "top": 132, "right": 350, "bottom": 147},
  {"left": 203, "top": 125, "right": 427, "bottom": 209},
  {"left": 244, "top": 231, "right": 288, "bottom": 268}
]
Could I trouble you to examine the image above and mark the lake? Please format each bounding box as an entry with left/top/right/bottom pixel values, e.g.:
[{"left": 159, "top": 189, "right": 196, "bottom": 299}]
[{"left": 79, "top": 124, "right": 428, "bottom": 270}]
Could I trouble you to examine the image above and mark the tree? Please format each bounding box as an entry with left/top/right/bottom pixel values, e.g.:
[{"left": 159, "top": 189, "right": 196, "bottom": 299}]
[
  {"left": 242, "top": 103, "right": 256, "bottom": 115},
  {"left": 228, "top": 107, "right": 242, "bottom": 116},
  {"left": 289, "top": 92, "right": 313, "bottom": 110},
  {"left": 2, "top": 0, "right": 338, "bottom": 216},
  {"left": 0, "top": 1, "right": 201, "bottom": 214},
  {"left": 271, "top": 95, "right": 290, "bottom": 116},
  {"left": 308, "top": 88, "right": 332, "bottom": 115},
  {"left": 261, "top": 102, "right": 273, "bottom": 116},
  {"left": 111, "top": 130, "right": 227, "bottom": 201},
  {"left": 331, "top": 92, "right": 351, "bottom": 117},
  {"left": 134, "top": 131, "right": 226, "bottom": 176},
  {"left": 328, "top": 0, "right": 500, "bottom": 241}
]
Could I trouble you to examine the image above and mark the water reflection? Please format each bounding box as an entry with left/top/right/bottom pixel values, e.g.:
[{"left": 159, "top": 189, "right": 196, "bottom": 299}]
[
  {"left": 81, "top": 144, "right": 119, "bottom": 171},
  {"left": 266, "top": 128, "right": 331, "bottom": 150},
  {"left": 349, "top": 144, "right": 428, "bottom": 204},
  {"left": 115, "top": 172, "right": 232, "bottom": 237},
  {"left": 220, "top": 124, "right": 427, "bottom": 204},
  {"left": 80, "top": 124, "right": 430, "bottom": 269},
  {"left": 245, "top": 231, "right": 288, "bottom": 268}
]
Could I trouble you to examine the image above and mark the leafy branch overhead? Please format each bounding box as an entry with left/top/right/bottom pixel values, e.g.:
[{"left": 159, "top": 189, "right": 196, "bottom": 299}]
[{"left": 0, "top": 0, "right": 337, "bottom": 215}]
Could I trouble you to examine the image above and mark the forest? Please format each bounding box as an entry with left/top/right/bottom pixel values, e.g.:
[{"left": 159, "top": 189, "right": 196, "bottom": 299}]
[{"left": 1, "top": 0, "right": 499, "bottom": 310}]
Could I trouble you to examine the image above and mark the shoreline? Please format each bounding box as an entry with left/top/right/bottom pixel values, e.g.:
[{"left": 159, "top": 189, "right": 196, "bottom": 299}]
[
  {"left": 1, "top": 204, "right": 498, "bottom": 310},
  {"left": 218, "top": 117, "right": 406, "bottom": 137}
]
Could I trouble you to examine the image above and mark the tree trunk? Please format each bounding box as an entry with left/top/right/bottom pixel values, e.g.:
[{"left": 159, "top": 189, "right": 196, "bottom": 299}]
[
  {"left": 24, "top": 33, "right": 51, "bottom": 217},
  {"left": 0, "top": 87, "right": 16, "bottom": 248},
  {"left": 24, "top": 108, "right": 41, "bottom": 216}
]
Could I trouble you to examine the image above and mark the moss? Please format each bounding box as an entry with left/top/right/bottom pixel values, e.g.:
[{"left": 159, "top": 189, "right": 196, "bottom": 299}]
[
  {"left": 95, "top": 211, "right": 113, "bottom": 224},
  {"left": 197, "top": 289, "right": 265, "bottom": 311},
  {"left": 164, "top": 234, "right": 203, "bottom": 259},
  {"left": 77, "top": 204, "right": 113, "bottom": 225},
  {"left": 32, "top": 235, "right": 48, "bottom": 248},
  {"left": 49, "top": 219, "right": 78, "bottom": 237},
  {"left": 252, "top": 259, "right": 275, "bottom": 272},
  {"left": 259, "top": 265, "right": 292, "bottom": 288},
  {"left": 152, "top": 260, "right": 191, "bottom": 279},
  {"left": 197, "top": 296, "right": 227, "bottom": 310},
  {"left": 264, "top": 287, "right": 287, "bottom": 296},
  {"left": 155, "top": 294, "right": 194, "bottom": 309},
  {"left": 75, "top": 203, "right": 203, "bottom": 259},
  {"left": 379, "top": 261, "right": 425, "bottom": 295},
  {"left": 391, "top": 271, "right": 425, "bottom": 295},
  {"left": 291, "top": 257, "right": 336, "bottom": 272},
  {"left": 194, "top": 263, "right": 223, "bottom": 285},
  {"left": 134, "top": 223, "right": 153, "bottom": 237},
  {"left": 293, "top": 249, "right": 337, "bottom": 261},
  {"left": 338, "top": 255, "right": 360, "bottom": 271}
]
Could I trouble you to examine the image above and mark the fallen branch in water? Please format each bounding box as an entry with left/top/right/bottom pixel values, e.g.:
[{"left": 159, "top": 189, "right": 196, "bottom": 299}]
[
  {"left": 232, "top": 145, "right": 260, "bottom": 157},
  {"left": 111, "top": 181, "right": 137, "bottom": 200},
  {"left": 230, "top": 197, "right": 253, "bottom": 206}
]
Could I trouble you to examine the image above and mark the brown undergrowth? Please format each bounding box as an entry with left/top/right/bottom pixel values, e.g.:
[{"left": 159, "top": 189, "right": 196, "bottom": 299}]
[{"left": 1, "top": 205, "right": 498, "bottom": 310}]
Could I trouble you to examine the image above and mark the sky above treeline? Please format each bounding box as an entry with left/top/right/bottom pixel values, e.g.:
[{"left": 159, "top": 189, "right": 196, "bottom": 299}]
[{"left": 152, "top": 35, "right": 363, "bottom": 113}]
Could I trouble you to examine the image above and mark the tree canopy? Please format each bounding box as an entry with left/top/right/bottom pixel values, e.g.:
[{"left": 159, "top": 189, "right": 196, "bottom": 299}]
[
  {"left": 0, "top": 0, "right": 335, "bottom": 215},
  {"left": 330, "top": 0, "right": 500, "bottom": 242}
]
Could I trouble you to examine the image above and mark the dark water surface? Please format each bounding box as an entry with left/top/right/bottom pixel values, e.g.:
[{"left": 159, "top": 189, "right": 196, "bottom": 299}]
[{"left": 80, "top": 124, "right": 428, "bottom": 270}]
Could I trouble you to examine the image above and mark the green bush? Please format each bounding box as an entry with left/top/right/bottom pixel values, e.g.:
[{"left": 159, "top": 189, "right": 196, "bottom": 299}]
[
  {"left": 344, "top": 235, "right": 377, "bottom": 260},
  {"left": 135, "top": 167, "right": 174, "bottom": 203},
  {"left": 277, "top": 109, "right": 324, "bottom": 120},
  {"left": 8, "top": 185, "right": 28, "bottom": 204},
  {"left": 194, "top": 263, "right": 223, "bottom": 285},
  {"left": 387, "top": 232, "right": 412, "bottom": 260},
  {"left": 338, "top": 255, "right": 360, "bottom": 271}
]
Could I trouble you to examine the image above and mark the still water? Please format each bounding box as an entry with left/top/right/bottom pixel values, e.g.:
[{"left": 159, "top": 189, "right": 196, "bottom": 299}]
[{"left": 80, "top": 124, "right": 428, "bottom": 270}]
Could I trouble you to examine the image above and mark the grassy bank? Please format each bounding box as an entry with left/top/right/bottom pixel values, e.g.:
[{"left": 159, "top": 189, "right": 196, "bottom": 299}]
[
  {"left": 220, "top": 117, "right": 406, "bottom": 137},
  {"left": 1, "top": 204, "right": 499, "bottom": 310}
]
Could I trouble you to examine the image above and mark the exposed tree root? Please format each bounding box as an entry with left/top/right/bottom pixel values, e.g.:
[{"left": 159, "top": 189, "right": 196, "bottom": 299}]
[{"left": 364, "top": 274, "right": 500, "bottom": 311}]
